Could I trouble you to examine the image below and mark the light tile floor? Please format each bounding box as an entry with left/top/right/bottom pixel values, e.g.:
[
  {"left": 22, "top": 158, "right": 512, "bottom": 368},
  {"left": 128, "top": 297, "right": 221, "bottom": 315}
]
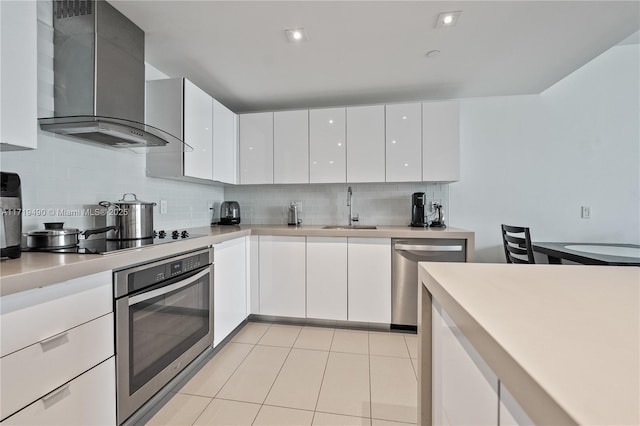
[{"left": 147, "top": 322, "right": 418, "bottom": 426}]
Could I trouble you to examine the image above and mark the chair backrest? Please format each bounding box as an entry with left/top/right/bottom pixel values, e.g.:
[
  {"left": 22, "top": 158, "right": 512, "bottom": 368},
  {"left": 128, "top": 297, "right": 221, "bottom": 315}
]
[{"left": 501, "top": 224, "right": 535, "bottom": 264}]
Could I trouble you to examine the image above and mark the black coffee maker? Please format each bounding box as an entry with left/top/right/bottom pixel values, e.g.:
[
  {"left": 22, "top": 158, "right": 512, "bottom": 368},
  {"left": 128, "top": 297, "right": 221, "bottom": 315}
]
[{"left": 410, "top": 192, "right": 428, "bottom": 227}]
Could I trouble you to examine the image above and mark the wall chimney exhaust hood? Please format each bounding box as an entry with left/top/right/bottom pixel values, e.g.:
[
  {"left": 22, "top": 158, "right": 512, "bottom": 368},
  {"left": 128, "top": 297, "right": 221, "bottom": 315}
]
[{"left": 38, "top": 0, "right": 191, "bottom": 152}]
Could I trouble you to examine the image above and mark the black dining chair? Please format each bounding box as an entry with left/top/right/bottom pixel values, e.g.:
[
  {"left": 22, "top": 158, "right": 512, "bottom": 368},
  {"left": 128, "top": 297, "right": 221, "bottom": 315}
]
[{"left": 501, "top": 224, "right": 535, "bottom": 264}]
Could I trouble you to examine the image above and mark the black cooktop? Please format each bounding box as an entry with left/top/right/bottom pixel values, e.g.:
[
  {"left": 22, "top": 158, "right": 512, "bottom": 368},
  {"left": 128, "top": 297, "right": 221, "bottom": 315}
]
[{"left": 24, "top": 230, "right": 206, "bottom": 255}]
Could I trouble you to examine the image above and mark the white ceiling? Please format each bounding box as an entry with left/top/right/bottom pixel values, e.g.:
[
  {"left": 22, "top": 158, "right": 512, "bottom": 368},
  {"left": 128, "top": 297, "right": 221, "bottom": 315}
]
[{"left": 110, "top": 1, "right": 640, "bottom": 113}]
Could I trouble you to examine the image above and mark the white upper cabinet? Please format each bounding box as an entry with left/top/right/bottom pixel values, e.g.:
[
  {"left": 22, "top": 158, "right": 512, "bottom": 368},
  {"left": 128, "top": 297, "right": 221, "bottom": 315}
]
[
  {"left": 146, "top": 78, "right": 214, "bottom": 181},
  {"left": 213, "top": 99, "right": 237, "bottom": 184},
  {"left": 422, "top": 101, "right": 460, "bottom": 182},
  {"left": 0, "top": 0, "right": 37, "bottom": 151},
  {"left": 240, "top": 112, "right": 274, "bottom": 184},
  {"left": 385, "top": 103, "right": 422, "bottom": 182},
  {"left": 184, "top": 80, "right": 214, "bottom": 180},
  {"left": 309, "top": 107, "right": 346, "bottom": 183},
  {"left": 274, "top": 110, "right": 309, "bottom": 184},
  {"left": 346, "top": 105, "right": 385, "bottom": 183}
]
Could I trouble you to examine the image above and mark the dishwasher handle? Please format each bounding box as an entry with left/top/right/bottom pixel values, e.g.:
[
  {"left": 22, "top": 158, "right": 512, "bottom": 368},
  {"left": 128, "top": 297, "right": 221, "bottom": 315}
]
[{"left": 394, "top": 243, "right": 463, "bottom": 252}]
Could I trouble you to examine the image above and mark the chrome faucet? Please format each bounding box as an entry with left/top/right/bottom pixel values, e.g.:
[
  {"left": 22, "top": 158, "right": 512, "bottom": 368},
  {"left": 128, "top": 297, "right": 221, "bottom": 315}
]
[{"left": 347, "top": 186, "right": 353, "bottom": 226}]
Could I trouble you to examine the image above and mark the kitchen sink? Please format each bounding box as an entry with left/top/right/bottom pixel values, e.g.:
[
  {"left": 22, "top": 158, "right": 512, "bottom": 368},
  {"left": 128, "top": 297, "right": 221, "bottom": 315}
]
[{"left": 322, "top": 225, "right": 378, "bottom": 230}]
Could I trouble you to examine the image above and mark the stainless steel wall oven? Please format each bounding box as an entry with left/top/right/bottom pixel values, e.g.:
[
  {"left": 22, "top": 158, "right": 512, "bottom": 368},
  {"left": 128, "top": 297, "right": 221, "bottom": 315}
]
[{"left": 114, "top": 247, "right": 214, "bottom": 424}]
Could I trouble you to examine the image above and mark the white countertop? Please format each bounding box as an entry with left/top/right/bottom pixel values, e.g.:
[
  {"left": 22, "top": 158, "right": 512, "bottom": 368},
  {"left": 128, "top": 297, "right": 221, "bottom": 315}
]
[
  {"left": 0, "top": 224, "right": 474, "bottom": 297},
  {"left": 419, "top": 262, "right": 640, "bottom": 425}
]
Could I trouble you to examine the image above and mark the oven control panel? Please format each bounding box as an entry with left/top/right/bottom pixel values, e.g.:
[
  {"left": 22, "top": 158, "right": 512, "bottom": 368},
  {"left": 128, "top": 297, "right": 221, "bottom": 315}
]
[{"left": 120, "top": 249, "right": 213, "bottom": 296}]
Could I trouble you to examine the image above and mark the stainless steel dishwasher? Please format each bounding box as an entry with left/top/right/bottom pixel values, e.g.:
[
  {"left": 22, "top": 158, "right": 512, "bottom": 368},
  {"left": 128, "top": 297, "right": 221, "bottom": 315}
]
[{"left": 391, "top": 238, "right": 466, "bottom": 331}]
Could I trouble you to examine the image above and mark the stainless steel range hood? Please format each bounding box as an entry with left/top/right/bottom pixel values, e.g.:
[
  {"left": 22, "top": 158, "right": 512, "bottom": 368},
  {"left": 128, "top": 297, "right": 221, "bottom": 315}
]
[{"left": 38, "top": 0, "right": 189, "bottom": 151}]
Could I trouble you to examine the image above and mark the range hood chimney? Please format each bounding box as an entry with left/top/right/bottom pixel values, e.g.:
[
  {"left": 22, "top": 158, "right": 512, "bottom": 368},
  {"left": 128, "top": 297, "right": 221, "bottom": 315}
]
[{"left": 38, "top": 0, "right": 188, "bottom": 151}]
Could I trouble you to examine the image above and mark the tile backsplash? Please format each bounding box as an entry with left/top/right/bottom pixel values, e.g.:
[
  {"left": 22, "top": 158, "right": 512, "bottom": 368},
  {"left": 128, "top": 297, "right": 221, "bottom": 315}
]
[
  {"left": 224, "top": 183, "right": 449, "bottom": 226},
  {"left": 0, "top": 134, "right": 224, "bottom": 232}
]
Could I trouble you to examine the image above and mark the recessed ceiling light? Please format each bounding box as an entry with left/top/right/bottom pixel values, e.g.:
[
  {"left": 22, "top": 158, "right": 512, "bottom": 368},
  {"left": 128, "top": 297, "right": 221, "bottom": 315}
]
[
  {"left": 435, "top": 11, "right": 462, "bottom": 29},
  {"left": 285, "top": 28, "right": 307, "bottom": 43}
]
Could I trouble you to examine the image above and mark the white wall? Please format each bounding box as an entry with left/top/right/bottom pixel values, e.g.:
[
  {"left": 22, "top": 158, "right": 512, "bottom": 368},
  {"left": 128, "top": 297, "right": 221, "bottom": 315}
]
[
  {"left": 224, "top": 182, "right": 448, "bottom": 226},
  {"left": 450, "top": 44, "right": 640, "bottom": 262},
  {"left": 0, "top": 1, "right": 223, "bottom": 233}
]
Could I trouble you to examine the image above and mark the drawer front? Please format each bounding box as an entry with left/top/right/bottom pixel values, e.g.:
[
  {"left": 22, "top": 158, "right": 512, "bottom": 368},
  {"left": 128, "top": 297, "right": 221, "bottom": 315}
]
[
  {"left": 1, "top": 357, "right": 116, "bottom": 426},
  {"left": 0, "top": 270, "right": 112, "bottom": 357},
  {"left": 0, "top": 313, "right": 114, "bottom": 420}
]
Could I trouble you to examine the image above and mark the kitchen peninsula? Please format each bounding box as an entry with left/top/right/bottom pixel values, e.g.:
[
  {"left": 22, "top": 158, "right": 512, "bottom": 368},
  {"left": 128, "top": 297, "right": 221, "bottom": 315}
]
[{"left": 418, "top": 263, "right": 640, "bottom": 425}]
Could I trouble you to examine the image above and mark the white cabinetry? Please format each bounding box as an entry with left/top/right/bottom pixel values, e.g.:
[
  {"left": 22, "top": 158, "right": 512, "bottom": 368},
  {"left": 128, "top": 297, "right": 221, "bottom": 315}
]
[
  {"left": 306, "top": 237, "right": 348, "bottom": 320},
  {"left": 0, "top": 0, "right": 38, "bottom": 150},
  {"left": 432, "top": 300, "right": 498, "bottom": 426},
  {"left": 213, "top": 99, "right": 238, "bottom": 184},
  {"left": 258, "top": 236, "right": 306, "bottom": 317},
  {"left": 385, "top": 103, "right": 422, "bottom": 182},
  {"left": 422, "top": 101, "right": 460, "bottom": 182},
  {"left": 0, "top": 271, "right": 115, "bottom": 424},
  {"left": 146, "top": 78, "right": 213, "bottom": 181},
  {"left": 309, "top": 107, "right": 346, "bottom": 183},
  {"left": 347, "top": 238, "right": 391, "bottom": 324},
  {"left": 184, "top": 80, "right": 214, "bottom": 180},
  {"left": 240, "top": 112, "right": 274, "bottom": 184},
  {"left": 214, "top": 237, "right": 247, "bottom": 346},
  {"left": 346, "top": 105, "right": 385, "bottom": 183},
  {"left": 274, "top": 110, "right": 309, "bottom": 184}
]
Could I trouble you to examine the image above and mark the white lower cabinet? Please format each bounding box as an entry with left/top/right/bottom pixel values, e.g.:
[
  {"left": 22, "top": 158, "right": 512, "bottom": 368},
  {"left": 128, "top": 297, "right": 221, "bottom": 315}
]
[
  {"left": 432, "top": 300, "right": 499, "bottom": 426},
  {"left": 258, "top": 236, "right": 306, "bottom": 318},
  {"left": 306, "top": 237, "right": 348, "bottom": 320},
  {"left": 214, "top": 237, "right": 248, "bottom": 346},
  {"left": 0, "top": 271, "right": 115, "bottom": 423},
  {"left": 2, "top": 357, "right": 116, "bottom": 425},
  {"left": 347, "top": 238, "right": 391, "bottom": 324}
]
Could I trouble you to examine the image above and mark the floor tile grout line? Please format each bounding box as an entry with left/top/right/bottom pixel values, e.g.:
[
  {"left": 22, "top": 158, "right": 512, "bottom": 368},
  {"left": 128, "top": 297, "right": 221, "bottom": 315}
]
[
  {"left": 259, "top": 326, "right": 302, "bottom": 407},
  {"left": 208, "top": 343, "right": 258, "bottom": 401},
  {"left": 403, "top": 335, "right": 419, "bottom": 378},
  {"left": 312, "top": 327, "right": 336, "bottom": 423}
]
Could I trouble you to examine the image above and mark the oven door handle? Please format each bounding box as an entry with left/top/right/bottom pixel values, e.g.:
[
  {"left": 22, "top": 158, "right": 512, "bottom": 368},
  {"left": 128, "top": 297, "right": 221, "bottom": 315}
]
[{"left": 128, "top": 268, "right": 210, "bottom": 306}]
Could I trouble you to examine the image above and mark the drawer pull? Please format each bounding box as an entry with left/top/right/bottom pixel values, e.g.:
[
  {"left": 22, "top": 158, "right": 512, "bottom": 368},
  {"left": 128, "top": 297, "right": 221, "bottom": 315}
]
[
  {"left": 41, "top": 384, "right": 71, "bottom": 408},
  {"left": 39, "top": 331, "right": 69, "bottom": 351}
]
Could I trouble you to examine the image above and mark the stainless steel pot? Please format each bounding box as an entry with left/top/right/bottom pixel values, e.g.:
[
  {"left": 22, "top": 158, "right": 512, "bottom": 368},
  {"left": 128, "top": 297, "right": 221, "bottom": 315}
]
[
  {"left": 26, "top": 223, "right": 116, "bottom": 250},
  {"left": 99, "top": 193, "right": 156, "bottom": 240}
]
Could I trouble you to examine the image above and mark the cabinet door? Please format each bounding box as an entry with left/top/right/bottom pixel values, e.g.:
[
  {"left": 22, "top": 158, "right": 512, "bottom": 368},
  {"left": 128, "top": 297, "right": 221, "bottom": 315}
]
[
  {"left": 274, "top": 110, "right": 309, "bottom": 184},
  {"left": 2, "top": 357, "right": 116, "bottom": 426},
  {"left": 309, "top": 107, "right": 346, "bottom": 183},
  {"left": 306, "top": 237, "right": 347, "bottom": 320},
  {"left": 213, "top": 99, "right": 237, "bottom": 184},
  {"left": 346, "top": 105, "right": 385, "bottom": 183},
  {"left": 422, "top": 101, "right": 460, "bottom": 182},
  {"left": 259, "top": 236, "right": 306, "bottom": 318},
  {"left": 347, "top": 238, "right": 391, "bottom": 323},
  {"left": 214, "top": 237, "right": 247, "bottom": 346},
  {"left": 432, "top": 300, "right": 498, "bottom": 426},
  {"left": 0, "top": 0, "right": 37, "bottom": 150},
  {"left": 240, "top": 112, "right": 274, "bottom": 184},
  {"left": 386, "top": 103, "right": 422, "bottom": 182},
  {"left": 184, "top": 79, "right": 213, "bottom": 180}
]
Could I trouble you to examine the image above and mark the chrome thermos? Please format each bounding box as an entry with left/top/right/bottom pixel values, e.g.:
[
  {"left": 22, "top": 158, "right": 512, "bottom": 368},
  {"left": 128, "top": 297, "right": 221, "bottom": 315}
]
[
  {"left": 1, "top": 172, "right": 22, "bottom": 259},
  {"left": 287, "top": 202, "right": 302, "bottom": 226}
]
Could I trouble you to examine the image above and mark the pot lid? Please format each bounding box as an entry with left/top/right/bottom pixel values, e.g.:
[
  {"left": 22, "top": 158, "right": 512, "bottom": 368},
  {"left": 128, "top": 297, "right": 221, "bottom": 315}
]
[
  {"left": 28, "top": 228, "right": 81, "bottom": 236},
  {"left": 114, "top": 193, "right": 156, "bottom": 206}
]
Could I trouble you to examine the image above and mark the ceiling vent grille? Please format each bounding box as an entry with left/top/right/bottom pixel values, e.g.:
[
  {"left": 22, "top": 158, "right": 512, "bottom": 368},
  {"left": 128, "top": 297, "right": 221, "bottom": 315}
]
[{"left": 55, "top": 0, "right": 92, "bottom": 19}]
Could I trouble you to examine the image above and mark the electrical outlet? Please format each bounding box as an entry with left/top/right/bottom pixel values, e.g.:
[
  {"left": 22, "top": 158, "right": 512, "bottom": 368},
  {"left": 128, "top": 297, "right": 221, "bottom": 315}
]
[
  {"left": 160, "top": 200, "right": 168, "bottom": 214},
  {"left": 581, "top": 206, "right": 591, "bottom": 219}
]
